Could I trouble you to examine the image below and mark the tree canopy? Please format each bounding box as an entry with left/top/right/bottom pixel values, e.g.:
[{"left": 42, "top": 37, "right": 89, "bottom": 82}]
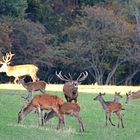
[{"left": 0, "top": 0, "right": 140, "bottom": 85}]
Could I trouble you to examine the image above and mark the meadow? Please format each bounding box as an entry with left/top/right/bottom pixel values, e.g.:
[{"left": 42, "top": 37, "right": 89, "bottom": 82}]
[{"left": 0, "top": 84, "right": 140, "bottom": 140}]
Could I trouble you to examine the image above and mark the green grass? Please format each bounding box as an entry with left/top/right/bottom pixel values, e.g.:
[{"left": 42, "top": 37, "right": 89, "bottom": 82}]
[{"left": 0, "top": 85, "right": 140, "bottom": 140}]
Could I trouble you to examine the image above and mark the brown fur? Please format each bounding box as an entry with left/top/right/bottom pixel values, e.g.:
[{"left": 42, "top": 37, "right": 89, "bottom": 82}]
[
  {"left": 94, "top": 93, "right": 124, "bottom": 128},
  {"left": 63, "top": 81, "right": 78, "bottom": 103},
  {"left": 18, "top": 94, "right": 64, "bottom": 130},
  {"left": 126, "top": 90, "right": 140, "bottom": 104},
  {"left": 44, "top": 102, "right": 85, "bottom": 132},
  {"left": 19, "top": 77, "right": 47, "bottom": 99}
]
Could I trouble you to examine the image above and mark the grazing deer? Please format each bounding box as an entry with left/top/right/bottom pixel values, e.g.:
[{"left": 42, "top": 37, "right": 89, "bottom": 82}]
[
  {"left": 0, "top": 52, "right": 39, "bottom": 83},
  {"left": 56, "top": 71, "right": 88, "bottom": 103},
  {"left": 114, "top": 92, "right": 122, "bottom": 103},
  {"left": 44, "top": 102, "right": 85, "bottom": 132},
  {"left": 19, "top": 76, "right": 47, "bottom": 99},
  {"left": 125, "top": 90, "right": 140, "bottom": 104},
  {"left": 18, "top": 94, "right": 64, "bottom": 130},
  {"left": 93, "top": 93, "right": 124, "bottom": 128}
]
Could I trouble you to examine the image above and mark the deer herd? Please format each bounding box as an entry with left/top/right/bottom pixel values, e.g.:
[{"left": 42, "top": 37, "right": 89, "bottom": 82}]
[{"left": 0, "top": 52, "right": 140, "bottom": 132}]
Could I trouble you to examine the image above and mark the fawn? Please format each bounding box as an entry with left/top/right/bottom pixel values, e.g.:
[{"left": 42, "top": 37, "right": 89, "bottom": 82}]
[
  {"left": 19, "top": 76, "right": 47, "bottom": 99},
  {"left": 93, "top": 93, "right": 124, "bottom": 128},
  {"left": 114, "top": 92, "right": 122, "bottom": 103},
  {"left": 125, "top": 90, "right": 140, "bottom": 104},
  {"left": 44, "top": 102, "right": 85, "bottom": 132}
]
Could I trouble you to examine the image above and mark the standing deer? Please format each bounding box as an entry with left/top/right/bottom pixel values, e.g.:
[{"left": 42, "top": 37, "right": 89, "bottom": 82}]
[
  {"left": 93, "top": 93, "right": 124, "bottom": 128},
  {"left": 44, "top": 102, "right": 85, "bottom": 132},
  {"left": 18, "top": 94, "right": 64, "bottom": 130},
  {"left": 114, "top": 92, "right": 123, "bottom": 103},
  {"left": 125, "top": 90, "right": 140, "bottom": 104},
  {"left": 19, "top": 76, "right": 47, "bottom": 99},
  {"left": 56, "top": 71, "right": 88, "bottom": 103},
  {"left": 0, "top": 52, "right": 39, "bottom": 83}
]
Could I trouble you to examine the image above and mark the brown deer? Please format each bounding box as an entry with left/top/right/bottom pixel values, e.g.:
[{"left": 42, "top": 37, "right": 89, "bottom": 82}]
[
  {"left": 19, "top": 76, "right": 47, "bottom": 99},
  {"left": 18, "top": 94, "right": 64, "bottom": 130},
  {"left": 93, "top": 93, "right": 124, "bottom": 128},
  {"left": 114, "top": 92, "right": 123, "bottom": 103},
  {"left": 44, "top": 102, "right": 85, "bottom": 132},
  {"left": 125, "top": 90, "right": 140, "bottom": 104},
  {"left": 56, "top": 71, "right": 88, "bottom": 103},
  {"left": 0, "top": 52, "right": 39, "bottom": 83}
]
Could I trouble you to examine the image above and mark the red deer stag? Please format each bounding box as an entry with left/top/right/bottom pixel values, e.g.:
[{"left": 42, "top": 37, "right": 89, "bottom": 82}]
[
  {"left": 125, "top": 90, "right": 140, "bottom": 104},
  {"left": 44, "top": 102, "right": 85, "bottom": 132},
  {"left": 114, "top": 92, "right": 122, "bottom": 103},
  {"left": 18, "top": 94, "right": 64, "bottom": 130},
  {"left": 56, "top": 71, "right": 88, "bottom": 103},
  {"left": 0, "top": 52, "right": 39, "bottom": 83},
  {"left": 19, "top": 76, "right": 47, "bottom": 99},
  {"left": 93, "top": 93, "right": 124, "bottom": 128}
]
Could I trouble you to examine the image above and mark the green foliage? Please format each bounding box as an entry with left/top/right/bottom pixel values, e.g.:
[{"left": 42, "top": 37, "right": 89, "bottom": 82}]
[
  {"left": 0, "top": 0, "right": 28, "bottom": 17},
  {"left": 0, "top": 19, "right": 12, "bottom": 53},
  {"left": 0, "top": 1, "right": 140, "bottom": 85}
]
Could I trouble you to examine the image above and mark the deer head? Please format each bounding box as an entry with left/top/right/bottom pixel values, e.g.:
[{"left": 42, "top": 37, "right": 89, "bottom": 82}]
[
  {"left": 0, "top": 52, "right": 15, "bottom": 65},
  {"left": 0, "top": 52, "right": 15, "bottom": 72}
]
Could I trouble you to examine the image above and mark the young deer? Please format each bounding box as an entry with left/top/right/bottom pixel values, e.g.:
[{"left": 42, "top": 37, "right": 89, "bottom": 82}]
[
  {"left": 44, "top": 102, "right": 85, "bottom": 132},
  {"left": 125, "top": 90, "right": 140, "bottom": 104},
  {"left": 114, "top": 92, "right": 123, "bottom": 103},
  {"left": 18, "top": 94, "right": 64, "bottom": 130},
  {"left": 93, "top": 93, "right": 124, "bottom": 128},
  {"left": 19, "top": 76, "right": 47, "bottom": 99}
]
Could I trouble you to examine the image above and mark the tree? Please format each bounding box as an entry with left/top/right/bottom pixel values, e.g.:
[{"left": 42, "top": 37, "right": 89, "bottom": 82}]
[
  {"left": 57, "top": 5, "right": 134, "bottom": 85},
  {"left": 0, "top": 0, "right": 28, "bottom": 17}
]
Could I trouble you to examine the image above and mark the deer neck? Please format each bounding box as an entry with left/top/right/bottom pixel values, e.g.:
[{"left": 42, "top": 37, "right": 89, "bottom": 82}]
[
  {"left": 22, "top": 102, "right": 34, "bottom": 117},
  {"left": 98, "top": 97, "right": 107, "bottom": 110},
  {"left": 20, "top": 81, "right": 28, "bottom": 89},
  {"left": 114, "top": 98, "right": 119, "bottom": 102}
]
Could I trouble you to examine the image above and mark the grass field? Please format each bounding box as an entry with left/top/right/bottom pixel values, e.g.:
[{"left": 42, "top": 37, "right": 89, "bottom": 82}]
[{"left": 0, "top": 84, "right": 140, "bottom": 140}]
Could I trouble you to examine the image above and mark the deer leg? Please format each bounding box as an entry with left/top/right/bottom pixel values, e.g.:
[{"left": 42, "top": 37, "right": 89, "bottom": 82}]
[
  {"left": 74, "top": 98, "right": 77, "bottom": 103},
  {"left": 74, "top": 112, "right": 85, "bottom": 132},
  {"left": 105, "top": 113, "right": 108, "bottom": 126},
  {"left": 37, "top": 107, "right": 41, "bottom": 126},
  {"left": 31, "top": 74, "right": 39, "bottom": 82},
  {"left": 121, "top": 116, "right": 124, "bottom": 128},
  {"left": 40, "top": 89, "right": 46, "bottom": 94},
  {"left": 115, "top": 111, "right": 124, "bottom": 128},
  {"left": 26, "top": 91, "right": 32, "bottom": 100},
  {"left": 65, "top": 95, "right": 69, "bottom": 102},
  {"left": 109, "top": 112, "right": 115, "bottom": 126},
  {"left": 41, "top": 110, "right": 45, "bottom": 126},
  {"left": 53, "top": 109, "right": 64, "bottom": 130}
]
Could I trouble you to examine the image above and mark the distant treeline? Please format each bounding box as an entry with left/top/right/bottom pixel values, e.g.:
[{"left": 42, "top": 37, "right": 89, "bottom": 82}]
[{"left": 0, "top": 0, "right": 140, "bottom": 85}]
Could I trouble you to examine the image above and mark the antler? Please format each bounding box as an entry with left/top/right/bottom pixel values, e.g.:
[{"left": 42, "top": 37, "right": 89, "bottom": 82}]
[
  {"left": 56, "top": 71, "right": 72, "bottom": 82},
  {"left": 76, "top": 71, "right": 88, "bottom": 82},
  {"left": 2, "top": 52, "right": 15, "bottom": 64}
]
